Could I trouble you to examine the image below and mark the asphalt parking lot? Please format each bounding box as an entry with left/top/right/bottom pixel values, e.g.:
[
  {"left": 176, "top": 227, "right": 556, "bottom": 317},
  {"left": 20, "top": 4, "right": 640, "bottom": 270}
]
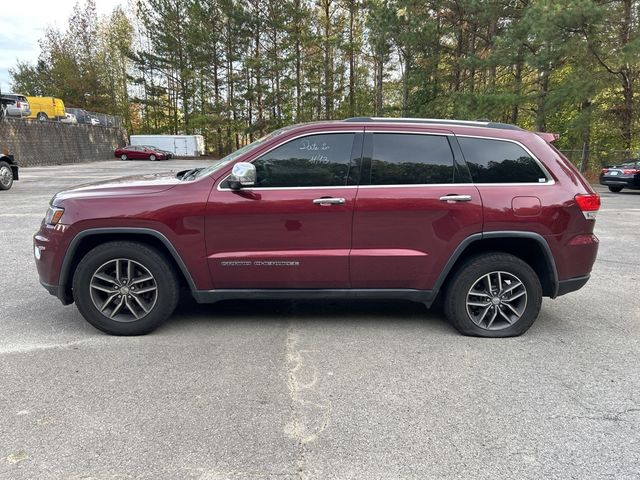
[{"left": 1, "top": 160, "right": 639, "bottom": 479}]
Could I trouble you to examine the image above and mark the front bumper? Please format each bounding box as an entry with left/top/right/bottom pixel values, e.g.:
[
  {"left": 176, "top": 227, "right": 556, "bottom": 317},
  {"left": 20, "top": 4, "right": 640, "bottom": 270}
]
[
  {"left": 34, "top": 223, "right": 73, "bottom": 305},
  {"left": 39, "top": 280, "right": 72, "bottom": 304}
]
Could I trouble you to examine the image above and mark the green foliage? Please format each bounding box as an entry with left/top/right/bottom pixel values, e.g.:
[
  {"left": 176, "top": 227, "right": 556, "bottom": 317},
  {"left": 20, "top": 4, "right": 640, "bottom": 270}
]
[
  {"left": 10, "top": 0, "right": 640, "bottom": 164},
  {"left": 10, "top": 0, "right": 133, "bottom": 127}
]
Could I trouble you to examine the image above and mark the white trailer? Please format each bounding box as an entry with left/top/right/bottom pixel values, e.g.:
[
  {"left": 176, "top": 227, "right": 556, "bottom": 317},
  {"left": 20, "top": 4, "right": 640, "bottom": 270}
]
[{"left": 130, "top": 135, "right": 205, "bottom": 157}]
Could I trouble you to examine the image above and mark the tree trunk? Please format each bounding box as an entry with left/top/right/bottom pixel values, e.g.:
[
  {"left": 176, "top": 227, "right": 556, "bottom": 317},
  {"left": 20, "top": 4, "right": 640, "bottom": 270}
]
[
  {"left": 213, "top": 46, "right": 223, "bottom": 156},
  {"left": 511, "top": 47, "right": 524, "bottom": 124},
  {"left": 294, "top": 0, "right": 302, "bottom": 121},
  {"left": 375, "top": 56, "right": 383, "bottom": 116},
  {"left": 579, "top": 100, "right": 592, "bottom": 172},
  {"left": 254, "top": 11, "right": 264, "bottom": 137},
  {"left": 348, "top": 0, "right": 356, "bottom": 117},
  {"left": 619, "top": 0, "right": 633, "bottom": 151},
  {"left": 535, "top": 68, "right": 549, "bottom": 132},
  {"left": 323, "top": 0, "right": 333, "bottom": 119}
]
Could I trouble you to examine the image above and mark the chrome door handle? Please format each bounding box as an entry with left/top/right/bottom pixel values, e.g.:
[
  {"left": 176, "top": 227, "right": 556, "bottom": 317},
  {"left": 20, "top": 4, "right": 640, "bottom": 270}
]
[
  {"left": 439, "top": 194, "right": 472, "bottom": 203},
  {"left": 313, "top": 197, "right": 346, "bottom": 206}
]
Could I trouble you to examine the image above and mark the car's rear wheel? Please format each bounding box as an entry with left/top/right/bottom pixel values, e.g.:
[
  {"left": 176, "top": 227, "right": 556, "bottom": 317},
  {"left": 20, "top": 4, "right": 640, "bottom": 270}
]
[
  {"left": 608, "top": 185, "right": 623, "bottom": 193},
  {"left": 0, "top": 161, "right": 13, "bottom": 190},
  {"left": 37, "top": 112, "right": 48, "bottom": 121},
  {"left": 444, "top": 253, "right": 542, "bottom": 337},
  {"left": 72, "top": 241, "right": 179, "bottom": 335},
  {"left": 149, "top": 154, "right": 157, "bottom": 161},
  {"left": 120, "top": 154, "right": 128, "bottom": 161}
]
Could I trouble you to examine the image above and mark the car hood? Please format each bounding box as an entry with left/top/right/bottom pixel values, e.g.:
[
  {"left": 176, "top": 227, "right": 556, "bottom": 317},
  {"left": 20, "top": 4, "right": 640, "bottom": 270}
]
[{"left": 53, "top": 171, "right": 182, "bottom": 202}]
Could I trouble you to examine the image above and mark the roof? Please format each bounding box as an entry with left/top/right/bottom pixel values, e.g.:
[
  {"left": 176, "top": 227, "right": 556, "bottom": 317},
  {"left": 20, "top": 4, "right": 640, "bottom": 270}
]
[{"left": 343, "top": 117, "right": 524, "bottom": 131}]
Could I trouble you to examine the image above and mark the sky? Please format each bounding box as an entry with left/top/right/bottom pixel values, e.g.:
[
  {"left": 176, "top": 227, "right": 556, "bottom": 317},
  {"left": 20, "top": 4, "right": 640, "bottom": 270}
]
[{"left": 0, "top": 0, "right": 124, "bottom": 93}]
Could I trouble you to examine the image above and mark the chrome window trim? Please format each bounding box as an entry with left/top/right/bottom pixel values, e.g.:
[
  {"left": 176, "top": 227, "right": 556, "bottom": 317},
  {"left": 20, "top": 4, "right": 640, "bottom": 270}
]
[
  {"left": 455, "top": 134, "right": 555, "bottom": 185},
  {"left": 217, "top": 129, "right": 362, "bottom": 191},
  {"left": 216, "top": 128, "right": 555, "bottom": 191},
  {"left": 357, "top": 182, "right": 551, "bottom": 189},
  {"left": 220, "top": 185, "right": 359, "bottom": 191}
]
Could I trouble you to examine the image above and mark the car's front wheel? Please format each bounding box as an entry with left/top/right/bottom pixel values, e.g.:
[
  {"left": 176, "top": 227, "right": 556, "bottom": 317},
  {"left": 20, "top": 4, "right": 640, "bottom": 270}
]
[
  {"left": 0, "top": 161, "right": 14, "bottom": 190},
  {"left": 72, "top": 241, "right": 179, "bottom": 335},
  {"left": 608, "top": 185, "right": 623, "bottom": 193},
  {"left": 149, "top": 154, "right": 157, "bottom": 161},
  {"left": 120, "top": 154, "right": 128, "bottom": 161},
  {"left": 37, "top": 112, "right": 48, "bottom": 121},
  {"left": 444, "top": 253, "right": 542, "bottom": 337}
]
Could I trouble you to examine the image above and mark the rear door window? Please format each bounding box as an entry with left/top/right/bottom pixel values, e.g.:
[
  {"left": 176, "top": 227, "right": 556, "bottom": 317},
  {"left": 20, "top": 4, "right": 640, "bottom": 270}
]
[
  {"left": 367, "top": 133, "right": 457, "bottom": 185},
  {"left": 458, "top": 137, "right": 549, "bottom": 183}
]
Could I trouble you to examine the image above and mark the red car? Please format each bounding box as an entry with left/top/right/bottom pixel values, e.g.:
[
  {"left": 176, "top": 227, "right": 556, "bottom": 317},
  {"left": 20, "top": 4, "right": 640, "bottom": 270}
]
[
  {"left": 115, "top": 145, "right": 167, "bottom": 161},
  {"left": 35, "top": 117, "right": 600, "bottom": 337}
]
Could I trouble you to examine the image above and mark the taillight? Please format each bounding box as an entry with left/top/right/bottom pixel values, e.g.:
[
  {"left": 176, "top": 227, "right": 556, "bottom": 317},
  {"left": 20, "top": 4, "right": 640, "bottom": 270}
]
[
  {"left": 622, "top": 169, "right": 639, "bottom": 175},
  {"left": 600, "top": 168, "right": 608, "bottom": 174},
  {"left": 575, "top": 193, "right": 600, "bottom": 220},
  {"left": 16, "top": 101, "right": 21, "bottom": 108}
]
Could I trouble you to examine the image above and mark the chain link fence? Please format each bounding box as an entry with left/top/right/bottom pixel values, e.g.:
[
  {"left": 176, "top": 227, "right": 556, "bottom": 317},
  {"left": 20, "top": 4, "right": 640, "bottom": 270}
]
[
  {"left": 84, "top": 111, "right": 123, "bottom": 127},
  {"left": 0, "top": 106, "right": 122, "bottom": 128}
]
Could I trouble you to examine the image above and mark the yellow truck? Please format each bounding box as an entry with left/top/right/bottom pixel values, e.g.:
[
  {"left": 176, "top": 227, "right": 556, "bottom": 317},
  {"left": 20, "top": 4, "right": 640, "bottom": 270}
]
[{"left": 26, "top": 96, "right": 65, "bottom": 121}]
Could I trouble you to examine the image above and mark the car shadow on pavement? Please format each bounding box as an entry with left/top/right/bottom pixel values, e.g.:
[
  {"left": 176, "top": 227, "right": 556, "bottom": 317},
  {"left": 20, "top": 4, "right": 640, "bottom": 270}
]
[{"left": 162, "top": 296, "right": 454, "bottom": 334}]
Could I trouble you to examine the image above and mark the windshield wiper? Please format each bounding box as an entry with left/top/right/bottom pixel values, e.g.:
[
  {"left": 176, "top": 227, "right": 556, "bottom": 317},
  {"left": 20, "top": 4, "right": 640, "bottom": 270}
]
[{"left": 179, "top": 168, "right": 203, "bottom": 181}]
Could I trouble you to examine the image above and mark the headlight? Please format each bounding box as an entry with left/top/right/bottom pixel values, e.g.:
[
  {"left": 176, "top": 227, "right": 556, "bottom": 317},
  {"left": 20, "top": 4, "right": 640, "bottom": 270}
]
[{"left": 44, "top": 206, "right": 65, "bottom": 225}]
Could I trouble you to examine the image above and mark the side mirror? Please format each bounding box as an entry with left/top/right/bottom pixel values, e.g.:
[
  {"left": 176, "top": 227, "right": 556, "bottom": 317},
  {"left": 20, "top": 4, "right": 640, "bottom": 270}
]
[{"left": 228, "top": 162, "right": 256, "bottom": 190}]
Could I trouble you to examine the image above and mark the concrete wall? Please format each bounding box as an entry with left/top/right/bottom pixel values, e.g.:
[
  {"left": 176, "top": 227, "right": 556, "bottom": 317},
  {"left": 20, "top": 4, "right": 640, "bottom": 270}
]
[{"left": 0, "top": 118, "right": 127, "bottom": 167}]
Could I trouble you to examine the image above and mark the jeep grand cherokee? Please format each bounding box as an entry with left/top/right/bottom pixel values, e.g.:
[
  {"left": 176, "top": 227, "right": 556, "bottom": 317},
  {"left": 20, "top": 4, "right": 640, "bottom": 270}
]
[{"left": 34, "top": 118, "right": 600, "bottom": 337}]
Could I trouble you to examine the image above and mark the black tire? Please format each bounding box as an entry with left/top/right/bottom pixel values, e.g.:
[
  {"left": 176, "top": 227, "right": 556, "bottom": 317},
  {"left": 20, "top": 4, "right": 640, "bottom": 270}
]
[
  {"left": 149, "top": 154, "right": 157, "bottom": 161},
  {"left": 0, "top": 161, "right": 14, "bottom": 190},
  {"left": 444, "top": 253, "right": 542, "bottom": 338},
  {"left": 120, "top": 154, "right": 128, "bottom": 161},
  {"left": 37, "top": 112, "right": 48, "bottom": 121},
  {"left": 608, "top": 185, "right": 623, "bottom": 193},
  {"left": 72, "top": 241, "right": 179, "bottom": 335}
]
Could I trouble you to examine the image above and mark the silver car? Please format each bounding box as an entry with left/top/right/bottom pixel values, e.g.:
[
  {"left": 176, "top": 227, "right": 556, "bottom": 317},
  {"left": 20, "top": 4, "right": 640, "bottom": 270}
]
[{"left": 1, "top": 94, "right": 31, "bottom": 118}]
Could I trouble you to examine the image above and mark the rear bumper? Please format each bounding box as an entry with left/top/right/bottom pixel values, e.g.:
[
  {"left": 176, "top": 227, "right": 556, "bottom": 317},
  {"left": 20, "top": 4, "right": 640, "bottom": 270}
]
[
  {"left": 600, "top": 176, "right": 640, "bottom": 188},
  {"left": 556, "top": 275, "right": 590, "bottom": 296}
]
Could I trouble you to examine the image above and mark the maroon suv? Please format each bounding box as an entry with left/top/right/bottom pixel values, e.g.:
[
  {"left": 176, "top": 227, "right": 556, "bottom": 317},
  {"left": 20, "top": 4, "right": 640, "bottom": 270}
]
[{"left": 34, "top": 118, "right": 600, "bottom": 337}]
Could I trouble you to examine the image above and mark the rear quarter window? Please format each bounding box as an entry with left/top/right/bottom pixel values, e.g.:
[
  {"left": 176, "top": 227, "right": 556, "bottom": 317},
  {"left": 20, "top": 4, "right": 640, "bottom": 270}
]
[{"left": 458, "top": 137, "right": 549, "bottom": 184}]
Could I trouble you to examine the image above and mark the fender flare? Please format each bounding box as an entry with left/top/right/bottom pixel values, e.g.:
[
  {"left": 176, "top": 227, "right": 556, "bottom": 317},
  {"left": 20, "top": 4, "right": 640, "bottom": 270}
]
[
  {"left": 58, "top": 227, "right": 198, "bottom": 296},
  {"left": 431, "top": 231, "right": 559, "bottom": 299}
]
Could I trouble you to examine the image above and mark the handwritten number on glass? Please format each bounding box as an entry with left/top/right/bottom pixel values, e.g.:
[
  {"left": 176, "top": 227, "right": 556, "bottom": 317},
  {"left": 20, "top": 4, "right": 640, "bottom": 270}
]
[{"left": 300, "top": 139, "right": 331, "bottom": 164}]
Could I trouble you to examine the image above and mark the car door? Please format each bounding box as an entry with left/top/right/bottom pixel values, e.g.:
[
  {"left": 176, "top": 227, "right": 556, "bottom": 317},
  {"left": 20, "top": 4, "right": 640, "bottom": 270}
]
[
  {"left": 133, "top": 147, "right": 148, "bottom": 160},
  {"left": 350, "top": 128, "right": 483, "bottom": 290},
  {"left": 205, "top": 129, "right": 364, "bottom": 289}
]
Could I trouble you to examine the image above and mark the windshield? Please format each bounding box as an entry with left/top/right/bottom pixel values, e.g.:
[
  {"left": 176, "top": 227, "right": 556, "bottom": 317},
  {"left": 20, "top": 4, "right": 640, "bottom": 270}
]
[{"left": 192, "top": 127, "right": 289, "bottom": 180}]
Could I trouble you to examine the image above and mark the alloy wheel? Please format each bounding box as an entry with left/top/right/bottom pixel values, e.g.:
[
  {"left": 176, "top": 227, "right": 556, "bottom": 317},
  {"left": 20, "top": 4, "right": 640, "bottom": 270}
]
[
  {"left": 89, "top": 258, "right": 158, "bottom": 322},
  {"left": 465, "top": 271, "right": 528, "bottom": 330}
]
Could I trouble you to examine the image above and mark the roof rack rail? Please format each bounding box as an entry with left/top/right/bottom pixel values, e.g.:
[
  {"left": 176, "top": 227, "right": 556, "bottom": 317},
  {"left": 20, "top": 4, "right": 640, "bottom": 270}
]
[{"left": 343, "top": 117, "right": 524, "bottom": 131}]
